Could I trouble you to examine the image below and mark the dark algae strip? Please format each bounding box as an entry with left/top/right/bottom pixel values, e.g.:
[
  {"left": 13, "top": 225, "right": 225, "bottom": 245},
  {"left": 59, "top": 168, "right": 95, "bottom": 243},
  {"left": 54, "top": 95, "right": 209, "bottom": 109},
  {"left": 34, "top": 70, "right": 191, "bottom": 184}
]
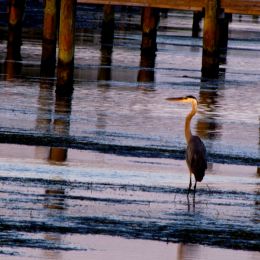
[
  {"left": 0, "top": 131, "right": 259, "bottom": 166},
  {"left": 0, "top": 175, "right": 259, "bottom": 251}
]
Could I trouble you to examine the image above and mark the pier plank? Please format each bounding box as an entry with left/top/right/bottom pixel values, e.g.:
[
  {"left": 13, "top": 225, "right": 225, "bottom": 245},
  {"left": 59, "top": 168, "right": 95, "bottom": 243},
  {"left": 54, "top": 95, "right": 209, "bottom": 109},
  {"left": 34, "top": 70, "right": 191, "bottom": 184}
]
[{"left": 77, "top": 0, "right": 260, "bottom": 15}]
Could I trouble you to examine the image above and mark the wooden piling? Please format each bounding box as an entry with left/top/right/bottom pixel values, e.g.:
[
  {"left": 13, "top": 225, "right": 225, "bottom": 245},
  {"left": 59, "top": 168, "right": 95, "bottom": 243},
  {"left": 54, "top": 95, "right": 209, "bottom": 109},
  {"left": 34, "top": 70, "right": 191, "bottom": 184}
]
[
  {"left": 218, "top": 12, "right": 231, "bottom": 63},
  {"left": 98, "top": 5, "right": 114, "bottom": 85},
  {"left": 137, "top": 52, "right": 156, "bottom": 84},
  {"left": 140, "top": 7, "right": 160, "bottom": 54},
  {"left": 192, "top": 11, "right": 203, "bottom": 38},
  {"left": 202, "top": 0, "right": 220, "bottom": 78},
  {"left": 101, "top": 5, "right": 115, "bottom": 47},
  {"left": 6, "top": 0, "right": 26, "bottom": 61},
  {"left": 98, "top": 47, "right": 112, "bottom": 84},
  {"left": 41, "top": 0, "right": 60, "bottom": 76},
  {"left": 56, "top": 0, "right": 76, "bottom": 90}
]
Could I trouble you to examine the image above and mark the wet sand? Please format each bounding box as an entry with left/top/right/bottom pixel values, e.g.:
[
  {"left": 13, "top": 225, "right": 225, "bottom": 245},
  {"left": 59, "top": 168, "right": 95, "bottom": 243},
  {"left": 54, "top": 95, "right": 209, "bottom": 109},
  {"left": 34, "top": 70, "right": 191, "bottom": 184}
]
[
  {"left": 2, "top": 234, "right": 260, "bottom": 260},
  {"left": 0, "top": 144, "right": 259, "bottom": 259}
]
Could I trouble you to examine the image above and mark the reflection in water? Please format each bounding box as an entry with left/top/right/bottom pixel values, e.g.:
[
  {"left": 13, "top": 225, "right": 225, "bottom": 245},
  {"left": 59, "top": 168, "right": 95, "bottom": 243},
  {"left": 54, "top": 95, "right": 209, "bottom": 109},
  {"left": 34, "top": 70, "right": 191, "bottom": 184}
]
[
  {"left": 177, "top": 243, "right": 184, "bottom": 260},
  {"left": 187, "top": 194, "right": 195, "bottom": 213},
  {"left": 44, "top": 183, "right": 66, "bottom": 259},
  {"left": 257, "top": 119, "right": 260, "bottom": 176},
  {"left": 41, "top": 80, "right": 71, "bottom": 257},
  {"left": 36, "top": 78, "right": 54, "bottom": 133},
  {"left": 49, "top": 89, "right": 73, "bottom": 162},
  {"left": 97, "top": 45, "right": 113, "bottom": 86},
  {"left": 137, "top": 51, "right": 156, "bottom": 86},
  {"left": 196, "top": 80, "right": 223, "bottom": 142},
  {"left": 96, "top": 43, "right": 113, "bottom": 130},
  {"left": 95, "top": 5, "right": 114, "bottom": 130},
  {"left": 4, "top": 46, "right": 22, "bottom": 80},
  {"left": 177, "top": 244, "right": 203, "bottom": 260}
]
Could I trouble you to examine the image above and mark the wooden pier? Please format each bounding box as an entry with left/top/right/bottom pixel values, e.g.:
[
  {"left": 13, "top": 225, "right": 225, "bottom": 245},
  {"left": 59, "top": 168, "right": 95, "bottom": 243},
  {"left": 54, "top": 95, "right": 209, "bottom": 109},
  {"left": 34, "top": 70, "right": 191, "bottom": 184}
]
[
  {"left": 78, "top": 0, "right": 260, "bottom": 15},
  {"left": 5, "top": 0, "right": 260, "bottom": 88}
]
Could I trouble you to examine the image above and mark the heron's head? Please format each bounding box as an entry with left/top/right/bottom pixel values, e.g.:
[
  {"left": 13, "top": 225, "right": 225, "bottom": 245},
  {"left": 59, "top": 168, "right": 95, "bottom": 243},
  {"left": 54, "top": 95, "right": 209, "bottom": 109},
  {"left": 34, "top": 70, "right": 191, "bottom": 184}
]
[{"left": 166, "top": 95, "right": 197, "bottom": 104}]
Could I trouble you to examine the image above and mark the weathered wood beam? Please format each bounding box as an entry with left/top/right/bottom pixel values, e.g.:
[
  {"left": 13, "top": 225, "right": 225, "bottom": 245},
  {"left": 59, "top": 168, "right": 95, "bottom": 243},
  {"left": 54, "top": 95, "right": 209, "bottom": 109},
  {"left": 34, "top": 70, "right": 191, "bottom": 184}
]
[
  {"left": 222, "top": 0, "right": 260, "bottom": 15},
  {"left": 77, "top": 0, "right": 204, "bottom": 11},
  {"left": 77, "top": 0, "right": 260, "bottom": 15}
]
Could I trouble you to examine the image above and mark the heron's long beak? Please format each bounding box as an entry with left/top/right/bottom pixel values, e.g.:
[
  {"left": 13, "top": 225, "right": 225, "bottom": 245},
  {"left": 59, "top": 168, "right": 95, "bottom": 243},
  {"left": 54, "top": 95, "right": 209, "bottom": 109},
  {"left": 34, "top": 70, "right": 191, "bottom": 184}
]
[{"left": 166, "top": 97, "right": 185, "bottom": 102}]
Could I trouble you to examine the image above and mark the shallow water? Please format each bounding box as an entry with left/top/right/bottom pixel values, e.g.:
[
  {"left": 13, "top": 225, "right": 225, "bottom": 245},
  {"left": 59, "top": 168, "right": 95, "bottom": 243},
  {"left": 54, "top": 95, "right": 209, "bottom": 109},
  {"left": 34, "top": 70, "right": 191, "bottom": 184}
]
[
  {"left": 0, "top": 144, "right": 259, "bottom": 259},
  {"left": 0, "top": 6, "right": 260, "bottom": 164},
  {"left": 0, "top": 2, "right": 260, "bottom": 259}
]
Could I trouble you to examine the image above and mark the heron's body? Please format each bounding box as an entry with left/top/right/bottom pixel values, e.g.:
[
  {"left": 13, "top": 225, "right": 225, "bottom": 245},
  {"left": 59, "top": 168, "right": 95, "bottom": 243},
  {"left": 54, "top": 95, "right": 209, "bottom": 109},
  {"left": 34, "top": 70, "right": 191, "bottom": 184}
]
[
  {"left": 166, "top": 95, "right": 207, "bottom": 194},
  {"left": 186, "top": 135, "right": 207, "bottom": 183}
]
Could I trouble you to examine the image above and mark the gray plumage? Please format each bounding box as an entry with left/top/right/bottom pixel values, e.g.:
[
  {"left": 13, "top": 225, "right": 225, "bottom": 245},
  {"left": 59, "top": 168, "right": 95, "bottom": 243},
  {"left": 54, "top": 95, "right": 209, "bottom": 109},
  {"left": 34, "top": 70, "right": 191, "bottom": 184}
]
[
  {"left": 186, "top": 135, "right": 207, "bottom": 182},
  {"left": 166, "top": 95, "right": 207, "bottom": 194}
]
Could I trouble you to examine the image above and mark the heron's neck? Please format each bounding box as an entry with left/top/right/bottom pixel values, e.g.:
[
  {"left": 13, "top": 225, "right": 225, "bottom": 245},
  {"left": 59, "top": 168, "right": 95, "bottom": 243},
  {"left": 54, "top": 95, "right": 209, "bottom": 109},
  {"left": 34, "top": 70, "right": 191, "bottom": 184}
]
[{"left": 185, "top": 101, "right": 197, "bottom": 143}]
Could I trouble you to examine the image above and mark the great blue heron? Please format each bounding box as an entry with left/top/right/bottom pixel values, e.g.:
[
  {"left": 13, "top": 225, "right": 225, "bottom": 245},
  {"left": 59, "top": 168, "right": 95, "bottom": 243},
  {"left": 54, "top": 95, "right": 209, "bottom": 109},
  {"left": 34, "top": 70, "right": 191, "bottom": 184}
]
[{"left": 166, "top": 95, "right": 207, "bottom": 194}]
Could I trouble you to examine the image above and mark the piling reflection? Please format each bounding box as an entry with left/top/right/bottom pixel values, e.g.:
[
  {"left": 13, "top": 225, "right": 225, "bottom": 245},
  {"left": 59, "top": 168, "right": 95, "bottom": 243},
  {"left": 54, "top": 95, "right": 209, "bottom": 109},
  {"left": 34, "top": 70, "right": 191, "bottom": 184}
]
[
  {"left": 4, "top": 49, "right": 22, "bottom": 80},
  {"left": 97, "top": 44, "right": 113, "bottom": 86},
  {"left": 42, "top": 82, "right": 71, "bottom": 256},
  {"left": 177, "top": 244, "right": 202, "bottom": 260},
  {"left": 196, "top": 80, "right": 222, "bottom": 143},
  {"left": 256, "top": 117, "right": 260, "bottom": 176},
  {"left": 49, "top": 89, "right": 73, "bottom": 162},
  {"left": 44, "top": 177, "right": 66, "bottom": 259},
  {"left": 137, "top": 50, "right": 156, "bottom": 88},
  {"left": 36, "top": 79, "right": 54, "bottom": 133}
]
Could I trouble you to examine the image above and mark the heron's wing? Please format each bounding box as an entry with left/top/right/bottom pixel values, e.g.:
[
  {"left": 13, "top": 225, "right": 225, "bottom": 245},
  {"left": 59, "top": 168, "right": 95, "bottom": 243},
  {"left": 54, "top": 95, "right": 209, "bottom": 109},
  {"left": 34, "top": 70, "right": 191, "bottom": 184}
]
[{"left": 186, "top": 136, "right": 207, "bottom": 181}]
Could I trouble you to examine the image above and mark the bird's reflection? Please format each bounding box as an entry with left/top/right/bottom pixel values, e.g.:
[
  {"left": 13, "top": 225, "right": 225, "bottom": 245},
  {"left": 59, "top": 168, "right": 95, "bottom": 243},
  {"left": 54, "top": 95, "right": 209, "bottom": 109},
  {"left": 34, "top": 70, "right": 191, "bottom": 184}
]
[{"left": 187, "top": 194, "right": 196, "bottom": 212}]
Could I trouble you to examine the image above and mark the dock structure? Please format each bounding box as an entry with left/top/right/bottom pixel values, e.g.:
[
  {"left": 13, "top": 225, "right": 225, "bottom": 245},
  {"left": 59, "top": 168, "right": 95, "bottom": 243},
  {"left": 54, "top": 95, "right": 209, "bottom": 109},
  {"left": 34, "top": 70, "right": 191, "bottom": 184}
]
[{"left": 6, "top": 0, "right": 260, "bottom": 87}]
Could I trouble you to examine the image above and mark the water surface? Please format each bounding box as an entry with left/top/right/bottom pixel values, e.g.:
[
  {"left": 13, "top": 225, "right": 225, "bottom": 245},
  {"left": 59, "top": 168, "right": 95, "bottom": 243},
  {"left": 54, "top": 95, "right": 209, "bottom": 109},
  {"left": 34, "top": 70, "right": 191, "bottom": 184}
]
[{"left": 0, "top": 3, "right": 259, "bottom": 259}]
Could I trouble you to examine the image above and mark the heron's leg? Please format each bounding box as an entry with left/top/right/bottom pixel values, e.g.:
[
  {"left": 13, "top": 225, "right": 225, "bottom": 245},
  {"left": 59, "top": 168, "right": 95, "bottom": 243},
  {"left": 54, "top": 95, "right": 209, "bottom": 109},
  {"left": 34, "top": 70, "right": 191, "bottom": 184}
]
[
  {"left": 187, "top": 172, "right": 192, "bottom": 194},
  {"left": 193, "top": 180, "right": 197, "bottom": 194}
]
